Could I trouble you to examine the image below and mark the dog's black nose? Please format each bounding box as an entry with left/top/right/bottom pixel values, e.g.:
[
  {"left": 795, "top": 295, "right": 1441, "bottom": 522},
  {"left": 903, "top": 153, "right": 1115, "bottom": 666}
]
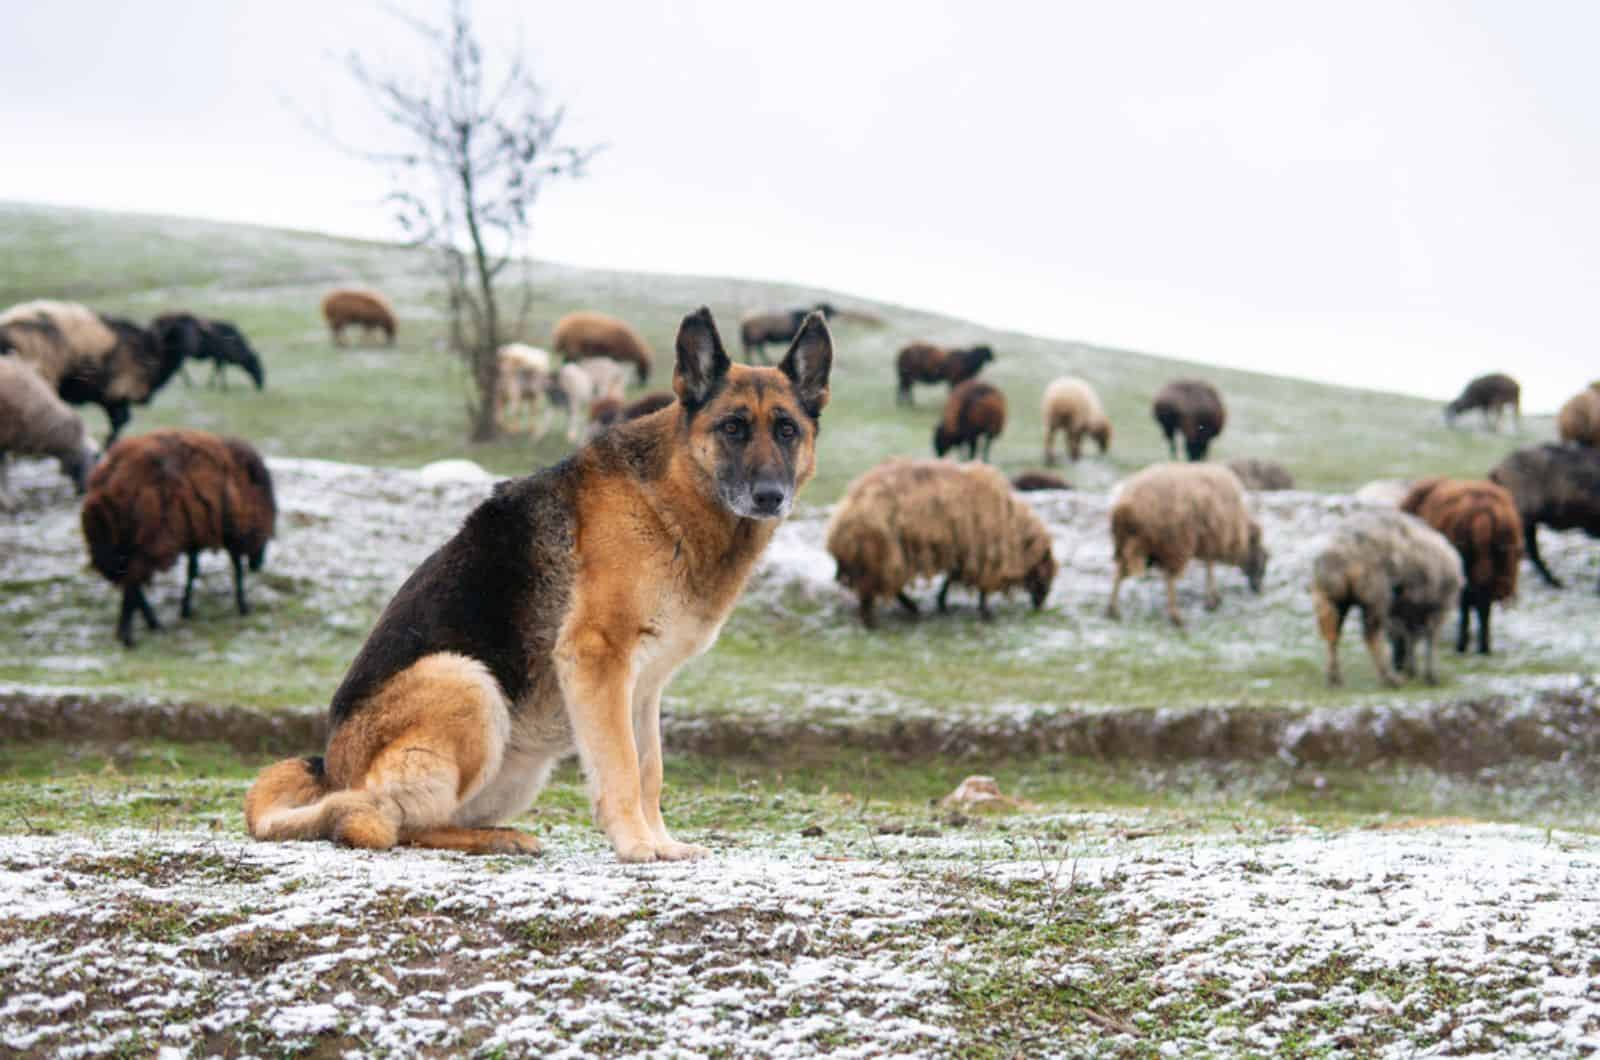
[{"left": 751, "top": 484, "right": 787, "bottom": 514}]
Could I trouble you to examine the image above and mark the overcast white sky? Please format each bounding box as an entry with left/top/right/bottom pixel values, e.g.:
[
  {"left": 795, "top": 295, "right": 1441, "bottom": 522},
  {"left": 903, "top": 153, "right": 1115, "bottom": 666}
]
[{"left": 4, "top": 1, "right": 1596, "bottom": 409}]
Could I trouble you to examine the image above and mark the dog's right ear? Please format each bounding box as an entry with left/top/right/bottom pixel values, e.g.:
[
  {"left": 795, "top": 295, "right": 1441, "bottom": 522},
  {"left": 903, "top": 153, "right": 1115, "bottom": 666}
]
[{"left": 673, "top": 306, "right": 730, "bottom": 412}]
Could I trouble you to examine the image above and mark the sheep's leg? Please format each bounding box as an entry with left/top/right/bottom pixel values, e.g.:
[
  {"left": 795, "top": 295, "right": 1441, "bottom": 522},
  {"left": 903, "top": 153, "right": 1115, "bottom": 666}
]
[
  {"left": 937, "top": 576, "right": 954, "bottom": 614},
  {"left": 1476, "top": 599, "right": 1491, "bottom": 655},
  {"left": 1106, "top": 566, "right": 1125, "bottom": 621},
  {"left": 858, "top": 595, "right": 877, "bottom": 630},
  {"left": 1361, "top": 610, "right": 1399, "bottom": 686},
  {"left": 1314, "top": 593, "right": 1347, "bottom": 686},
  {"left": 1043, "top": 425, "right": 1057, "bottom": 467},
  {"left": 1163, "top": 572, "right": 1184, "bottom": 628},
  {"left": 1524, "top": 524, "right": 1562, "bottom": 588},
  {"left": 1068, "top": 431, "right": 1081, "bottom": 463},
  {"left": 181, "top": 551, "right": 201, "bottom": 619},
  {"left": 118, "top": 585, "right": 161, "bottom": 646},
  {"left": 232, "top": 553, "right": 251, "bottom": 615},
  {"left": 136, "top": 587, "right": 160, "bottom": 631},
  {"left": 1203, "top": 562, "right": 1220, "bottom": 611},
  {"left": 104, "top": 403, "right": 130, "bottom": 446},
  {"left": 896, "top": 591, "right": 920, "bottom": 617},
  {"left": 0, "top": 454, "right": 13, "bottom": 510},
  {"left": 1391, "top": 633, "right": 1417, "bottom": 678},
  {"left": 978, "top": 591, "right": 993, "bottom": 621},
  {"left": 1164, "top": 429, "right": 1177, "bottom": 459},
  {"left": 1421, "top": 631, "right": 1439, "bottom": 684}
]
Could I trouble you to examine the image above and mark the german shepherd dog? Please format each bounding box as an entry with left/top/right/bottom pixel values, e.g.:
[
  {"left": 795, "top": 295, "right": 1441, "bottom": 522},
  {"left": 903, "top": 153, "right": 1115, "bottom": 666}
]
[{"left": 245, "top": 308, "right": 832, "bottom": 862}]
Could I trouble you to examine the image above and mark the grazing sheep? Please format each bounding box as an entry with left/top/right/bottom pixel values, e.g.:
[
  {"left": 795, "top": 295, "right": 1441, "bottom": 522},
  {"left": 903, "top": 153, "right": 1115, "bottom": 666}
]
[
  {"left": 1400, "top": 478, "right": 1522, "bottom": 655},
  {"left": 1311, "top": 510, "right": 1464, "bottom": 686},
  {"left": 1488, "top": 444, "right": 1600, "bottom": 591},
  {"left": 0, "top": 358, "right": 97, "bottom": 505},
  {"left": 81, "top": 429, "right": 276, "bottom": 647},
  {"left": 1354, "top": 479, "right": 1414, "bottom": 508},
  {"left": 740, "top": 303, "right": 836, "bottom": 365},
  {"left": 551, "top": 311, "right": 653, "bottom": 384},
  {"left": 621, "top": 391, "right": 676, "bottom": 420},
  {"left": 1107, "top": 463, "right": 1266, "bottom": 627},
  {"left": 1012, "top": 471, "right": 1071, "bottom": 492},
  {"left": 1152, "top": 379, "right": 1226, "bottom": 461},
  {"left": 320, "top": 288, "right": 396, "bottom": 346},
  {"left": 826, "top": 458, "right": 1057, "bottom": 628},
  {"left": 895, "top": 342, "right": 995, "bottom": 405},
  {"left": 1040, "top": 377, "right": 1111, "bottom": 465},
  {"left": 0, "top": 300, "right": 186, "bottom": 443},
  {"left": 588, "top": 394, "right": 624, "bottom": 427},
  {"left": 554, "top": 357, "right": 629, "bottom": 443},
  {"left": 1225, "top": 457, "right": 1295, "bottom": 491},
  {"left": 1445, "top": 372, "right": 1520, "bottom": 431},
  {"left": 934, "top": 380, "right": 1006, "bottom": 461},
  {"left": 1557, "top": 386, "right": 1600, "bottom": 448},
  {"left": 494, "top": 343, "right": 554, "bottom": 436},
  {"left": 164, "top": 315, "right": 265, "bottom": 390}
]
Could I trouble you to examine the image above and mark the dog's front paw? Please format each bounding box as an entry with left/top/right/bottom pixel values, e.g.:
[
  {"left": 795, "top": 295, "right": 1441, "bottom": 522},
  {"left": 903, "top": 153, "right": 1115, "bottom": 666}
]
[
  {"left": 655, "top": 840, "right": 709, "bottom": 862},
  {"left": 612, "top": 838, "right": 710, "bottom": 863}
]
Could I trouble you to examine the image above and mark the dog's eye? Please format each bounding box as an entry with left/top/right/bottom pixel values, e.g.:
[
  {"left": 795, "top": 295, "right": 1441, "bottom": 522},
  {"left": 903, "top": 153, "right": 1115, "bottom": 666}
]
[
  {"left": 774, "top": 420, "right": 798, "bottom": 441},
  {"left": 720, "top": 419, "right": 747, "bottom": 439}
]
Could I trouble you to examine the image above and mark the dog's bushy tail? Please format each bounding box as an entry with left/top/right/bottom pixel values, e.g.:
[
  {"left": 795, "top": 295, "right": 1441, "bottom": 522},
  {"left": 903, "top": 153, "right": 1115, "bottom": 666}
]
[{"left": 243, "top": 756, "right": 397, "bottom": 848}]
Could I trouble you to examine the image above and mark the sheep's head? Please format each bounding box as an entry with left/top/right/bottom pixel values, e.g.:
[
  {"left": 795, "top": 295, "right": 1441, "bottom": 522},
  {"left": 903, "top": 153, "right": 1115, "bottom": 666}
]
[
  {"left": 61, "top": 440, "right": 99, "bottom": 495},
  {"left": 1025, "top": 549, "right": 1058, "bottom": 610},
  {"left": 1091, "top": 419, "right": 1112, "bottom": 454},
  {"left": 1243, "top": 522, "right": 1268, "bottom": 593},
  {"left": 932, "top": 423, "right": 955, "bottom": 458}
]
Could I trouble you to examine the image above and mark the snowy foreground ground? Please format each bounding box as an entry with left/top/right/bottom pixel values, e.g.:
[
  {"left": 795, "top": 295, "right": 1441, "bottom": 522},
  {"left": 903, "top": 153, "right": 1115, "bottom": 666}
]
[{"left": 2, "top": 823, "right": 1598, "bottom": 1058}]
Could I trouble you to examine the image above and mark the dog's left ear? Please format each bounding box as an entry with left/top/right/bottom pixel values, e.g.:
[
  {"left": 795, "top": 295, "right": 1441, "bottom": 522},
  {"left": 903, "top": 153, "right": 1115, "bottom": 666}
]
[
  {"left": 673, "top": 306, "right": 731, "bottom": 412},
  {"left": 779, "top": 312, "right": 832, "bottom": 418}
]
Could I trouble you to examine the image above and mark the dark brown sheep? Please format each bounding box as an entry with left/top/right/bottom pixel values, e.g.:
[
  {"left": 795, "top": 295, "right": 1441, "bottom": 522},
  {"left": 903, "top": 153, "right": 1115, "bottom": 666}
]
[
  {"left": 81, "top": 429, "right": 276, "bottom": 647},
  {"left": 1400, "top": 478, "right": 1522, "bottom": 654},
  {"left": 321, "top": 289, "right": 396, "bottom": 346},
  {"left": 160, "top": 314, "right": 265, "bottom": 390},
  {"left": 1152, "top": 379, "right": 1226, "bottom": 461},
  {"left": 739, "top": 304, "right": 835, "bottom": 364},
  {"left": 1488, "top": 444, "right": 1600, "bottom": 592},
  {"left": 895, "top": 343, "right": 994, "bottom": 405},
  {"left": 1012, "top": 471, "right": 1071, "bottom": 492},
  {"left": 1445, "top": 373, "right": 1520, "bottom": 431},
  {"left": 587, "top": 395, "right": 624, "bottom": 428},
  {"left": 934, "top": 381, "right": 1006, "bottom": 461},
  {"left": 621, "top": 391, "right": 676, "bottom": 420},
  {"left": 551, "top": 311, "right": 653, "bottom": 383}
]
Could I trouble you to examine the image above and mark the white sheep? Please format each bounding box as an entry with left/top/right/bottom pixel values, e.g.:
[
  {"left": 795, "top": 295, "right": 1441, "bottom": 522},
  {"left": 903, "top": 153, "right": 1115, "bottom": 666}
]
[
  {"left": 1040, "top": 376, "right": 1111, "bottom": 465},
  {"left": 495, "top": 343, "right": 554, "bottom": 436},
  {"left": 0, "top": 357, "right": 98, "bottom": 507},
  {"left": 555, "top": 357, "right": 628, "bottom": 443}
]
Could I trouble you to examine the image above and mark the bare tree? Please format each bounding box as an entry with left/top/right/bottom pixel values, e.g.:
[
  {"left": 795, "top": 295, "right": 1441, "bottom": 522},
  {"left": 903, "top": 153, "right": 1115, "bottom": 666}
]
[{"left": 338, "top": 0, "right": 598, "bottom": 440}]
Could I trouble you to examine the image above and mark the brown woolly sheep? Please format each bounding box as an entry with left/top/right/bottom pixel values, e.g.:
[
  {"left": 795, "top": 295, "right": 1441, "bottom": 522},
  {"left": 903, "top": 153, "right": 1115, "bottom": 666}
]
[
  {"left": 1488, "top": 443, "right": 1600, "bottom": 591},
  {"left": 1400, "top": 478, "right": 1522, "bottom": 655},
  {"left": 1557, "top": 386, "right": 1600, "bottom": 448},
  {"left": 826, "top": 458, "right": 1057, "bottom": 628},
  {"left": 1152, "top": 379, "right": 1226, "bottom": 461},
  {"left": 895, "top": 342, "right": 995, "bottom": 405},
  {"left": 495, "top": 343, "right": 553, "bottom": 435},
  {"left": 1040, "top": 376, "right": 1111, "bottom": 465},
  {"left": 1312, "top": 510, "right": 1464, "bottom": 686},
  {"left": 551, "top": 311, "right": 653, "bottom": 384},
  {"left": 0, "top": 358, "right": 97, "bottom": 504},
  {"left": 1225, "top": 457, "right": 1295, "bottom": 491},
  {"left": 321, "top": 288, "right": 396, "bottom": 346},
  {"left": 740, "top": 304, "right": 836, "bottom": 365},
  {"left": 1445, "top": 372, "right": 1520, "bottom": 431},
  {"left": 934, "top": 380, "right": 1006, "bottom": 461},
  {"left": 1012, "top": 471, "right": 1071, "bottom": 492},
  {"left": 1107, "top": 463, "right": 1266, "bottom": 627},
  {"left": 588, "top": 394, "right": 624, "bottom": 428},
  {"left": 0, "top": 300, "right": 187, "bottom": 443},
  {"left": 81, "top": 429, "right": 276, "bottom": 647}
]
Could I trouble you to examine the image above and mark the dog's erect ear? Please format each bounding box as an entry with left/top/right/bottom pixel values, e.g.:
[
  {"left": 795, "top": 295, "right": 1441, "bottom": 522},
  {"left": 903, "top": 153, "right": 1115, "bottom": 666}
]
[
  {"left": 779, "top": 312, "right": 832, "bottom": 418},
  {"left": 673, "top": 306, "right": 731, "bottom": 412}
]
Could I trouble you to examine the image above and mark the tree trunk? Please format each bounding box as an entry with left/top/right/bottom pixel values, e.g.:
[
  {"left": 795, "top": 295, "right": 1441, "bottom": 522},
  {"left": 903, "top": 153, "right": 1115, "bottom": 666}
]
[{"left": 468, "top": 342, "right": 499, "bottom": 442}]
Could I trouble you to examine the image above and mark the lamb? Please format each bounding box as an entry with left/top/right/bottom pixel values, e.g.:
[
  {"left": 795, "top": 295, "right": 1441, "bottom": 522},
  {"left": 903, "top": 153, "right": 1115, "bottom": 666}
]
[
  {"left": 1152, "top": 379, "right": 1226, "bottom": 461},
  {"left": 1225, "top": 457, "right": 1295, "bottom": 491},
  {"left": 1444, "top": 372, "right": 1520, "bottom": 431},
  {"left": 494, "top": 343, "right": 554, "bottom": 435},
  {"left": 161, "top": 315, "right": 265, "bottom": 390},
  {"left": 0, "top": 358, "right": 98, "bottom": 506},
  {"left": 1107, "top": 463, "right": 1266, "bottom": 627},
  {"left": 554, "top": 357, "right": 629, "bottom": 442},
  {"left": 1040, "top": 376, "right": 1111, "bottom": 464},
  {"left": 321, "top": 288, "right": 396, "bottom": 346},
  {"left": 895, "top": 342, "right": 995, "bottom": 405},
  {"left": 1400, "top": 478, "right": 1522, "bottom": 654},
  {"left": 551, "top": 311, "right": 653, "bottom": 383},
  {"left": 1557, "top": 385, "right": 1600, "bottom": 448},
  {"left": 80, "top": 429, "right": 276, "bottom": 647},
  {"left": 1012, "top": 470, "right": 1071, "bottom": 492},
  {"left": 1488, "top": 443, "right": 1600, "bottom": 591},
  {"left": 826, "top": 458, "right": 1057, "bottom": 628},
  {"left": 740, "top": 303, "right": 836, "bottom": 364},
  {"left": 0, "top": 300, "right": 186, "bottom": 443},
  {"left": 1311, "top": 510, "right": 1464, "bottom": 686},
  {"left": 934, "top": 380, "right": 1006, "bottom": 461}
]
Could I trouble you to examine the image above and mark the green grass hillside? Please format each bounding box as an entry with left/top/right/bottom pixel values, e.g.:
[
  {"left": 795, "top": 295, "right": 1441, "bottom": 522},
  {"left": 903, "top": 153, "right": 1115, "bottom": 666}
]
[{"left": 0, "top": 201, "right": 1550, "bottom": 501}]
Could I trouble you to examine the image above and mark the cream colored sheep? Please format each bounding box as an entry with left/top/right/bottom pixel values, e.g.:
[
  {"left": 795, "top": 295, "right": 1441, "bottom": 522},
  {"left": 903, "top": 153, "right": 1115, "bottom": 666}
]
[
  {"left": 1041, "top": 376, "right": 1111, "bottom": 465},
  {"left": 1107, "top": 463, "right": 1267, "bottom": 626},
  {"left": 555, "top": 357, "right": 629, "bottom": 443},
  {"left": 1557, "top": 386, "right": 1600, "bottom": 448},
  {"left": 0, "top": 358, "right": 98, "bottom": 505},
  {"left": 495, "top": 343, "right": 554, "bottom": 436},
  {"left": 826, "top": 458, "right": 1057, "bottom": 627}
]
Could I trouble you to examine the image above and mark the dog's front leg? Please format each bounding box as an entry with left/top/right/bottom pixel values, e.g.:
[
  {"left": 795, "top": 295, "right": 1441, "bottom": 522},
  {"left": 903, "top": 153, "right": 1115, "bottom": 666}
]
[
  {"left": 558, "top": 627, "right": 659, "bottom": 862},
  {"left": 634, "top": 683, "right": 708, "bottom": 861}
]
